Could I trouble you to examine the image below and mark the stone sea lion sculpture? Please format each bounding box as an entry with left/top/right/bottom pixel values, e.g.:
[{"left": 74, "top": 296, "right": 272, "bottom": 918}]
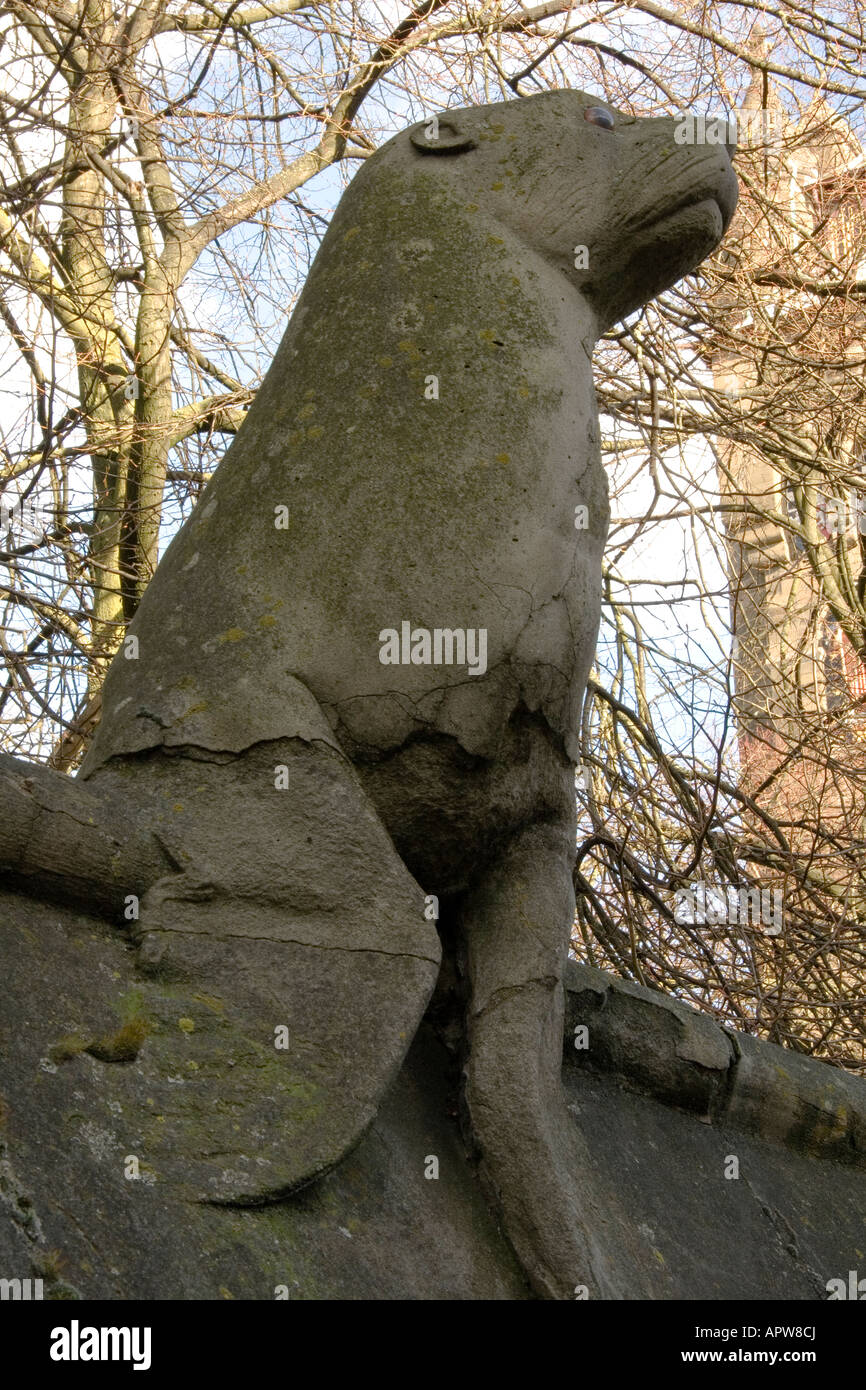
[{"left": 0, "top": 88, "right": 736, "bottom": 1298}]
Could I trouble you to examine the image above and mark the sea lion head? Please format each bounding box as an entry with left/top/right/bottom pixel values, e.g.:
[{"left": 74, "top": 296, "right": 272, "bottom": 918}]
[{"left": 374, "top": 87, "right": 738, "bottom": 333}]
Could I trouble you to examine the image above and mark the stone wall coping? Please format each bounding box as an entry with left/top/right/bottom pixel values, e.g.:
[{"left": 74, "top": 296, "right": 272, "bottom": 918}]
[{"left": 565, "top": 959, "right": 866, "bottom": 1167}]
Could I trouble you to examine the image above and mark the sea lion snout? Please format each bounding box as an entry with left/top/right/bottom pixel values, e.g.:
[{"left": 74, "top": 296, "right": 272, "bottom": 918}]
[{"left": 579, "top": 120, "right": 738, "bottom": 325}]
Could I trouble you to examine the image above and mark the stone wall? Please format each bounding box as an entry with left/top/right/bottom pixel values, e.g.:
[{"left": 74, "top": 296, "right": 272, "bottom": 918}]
[{"left": 2, "top": 886, "right": 863, "bottom": 1299}]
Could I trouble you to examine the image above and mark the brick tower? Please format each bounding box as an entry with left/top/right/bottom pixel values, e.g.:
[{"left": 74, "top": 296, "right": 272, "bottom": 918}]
[{"left": 709, "top": 36, "right": 866, "bottom": 884}]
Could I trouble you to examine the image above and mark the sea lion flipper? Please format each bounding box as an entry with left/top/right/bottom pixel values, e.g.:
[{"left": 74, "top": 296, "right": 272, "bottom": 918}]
[
  {"left": 103, "top": 735, "right": 441, "bottom": 1204},
  {"left": 461, "top": 819, "right": 626, "bottom": 1299}
]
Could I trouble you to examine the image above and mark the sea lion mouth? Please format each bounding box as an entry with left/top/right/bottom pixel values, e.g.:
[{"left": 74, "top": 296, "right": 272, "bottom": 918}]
[
  {"left": 578, "top": 174, "right": 738, "bottom": 328},
  {"left": 663, "top": 172, "right": 738, "bottom": 237},
  {"left": 659, "top": 194, "right": 726, "bottom": 239},
  {"left": 638, "top": 183, "right": 736, "bottom": 264}
]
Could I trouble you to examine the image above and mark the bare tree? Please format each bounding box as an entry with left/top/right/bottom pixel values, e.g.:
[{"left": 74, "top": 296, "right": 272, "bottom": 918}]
[
  {"left": 573, "top": 18, "right": 866, "bottom": 1071},
  {"left": 0, "top": 0, "right": 590, "bottom": 759}
]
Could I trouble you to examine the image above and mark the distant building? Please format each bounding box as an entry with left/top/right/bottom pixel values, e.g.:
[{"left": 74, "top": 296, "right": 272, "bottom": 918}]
[{"left": 709, "top": 33, "right": 866, "bottom": 860}]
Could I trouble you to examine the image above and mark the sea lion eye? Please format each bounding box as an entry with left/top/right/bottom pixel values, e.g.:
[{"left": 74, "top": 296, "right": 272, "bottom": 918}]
[{"left": 584, "top": 106, "right": 615, "bottom": 130}]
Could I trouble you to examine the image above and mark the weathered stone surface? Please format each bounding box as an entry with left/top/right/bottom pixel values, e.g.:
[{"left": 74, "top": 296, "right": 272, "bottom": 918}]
[
  {"left": 558, "top": 1070, "right": 855, "bottom": 1300},
  {"left": 0, "top": 751, "right": 170, "bottom": 913},
  {"left": 3, "top": 741, "right": 440, "bottom": 1206},
  {"left": 724, "top": 1029, "right": 866, "bottom": 1167},
  {"left": 561, "top": 966, "right": 866, "bottom": 1299}
]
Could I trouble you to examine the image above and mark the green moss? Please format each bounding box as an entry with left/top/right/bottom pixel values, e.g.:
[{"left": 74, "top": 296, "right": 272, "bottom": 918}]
[
  {"left": 32, "top": 1248, "right": 67, "bottom": 1281},
  {"left": 117, "top": 989, "right": 147, "bottom": 1022},
  {"left": 86, "top": 1015, "right": 151, "bottom": 1063},
  {"left": 49, "top": 1034, "right": 89, "bottom": 1063},
  {"left": 181, "top": 701, "right": 209, "bottom": 718}
]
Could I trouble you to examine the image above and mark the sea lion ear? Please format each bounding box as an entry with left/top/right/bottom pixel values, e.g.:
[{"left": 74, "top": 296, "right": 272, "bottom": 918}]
[{"left": 410, "top": 115, "right": 477, "bottom": 155}]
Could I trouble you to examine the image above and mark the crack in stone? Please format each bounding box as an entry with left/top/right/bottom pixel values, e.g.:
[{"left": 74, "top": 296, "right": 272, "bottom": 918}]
[
  {"left": 0, "top": 1144, "right": 44, "bottom": 1244},
  {"left": 473, "top": 975, "right": 559, "bottom": 1021},
  {"left": 742, "top": 1172, "right": 827, "bottom": 1298},
  {"left": 137, "top": 927, "right": 438, "bottom": 963}
]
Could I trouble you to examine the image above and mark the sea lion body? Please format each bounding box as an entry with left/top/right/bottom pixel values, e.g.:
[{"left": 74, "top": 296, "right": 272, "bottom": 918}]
[{"left": 74, "top": 90, "right": 736, "bottom": 1294}]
